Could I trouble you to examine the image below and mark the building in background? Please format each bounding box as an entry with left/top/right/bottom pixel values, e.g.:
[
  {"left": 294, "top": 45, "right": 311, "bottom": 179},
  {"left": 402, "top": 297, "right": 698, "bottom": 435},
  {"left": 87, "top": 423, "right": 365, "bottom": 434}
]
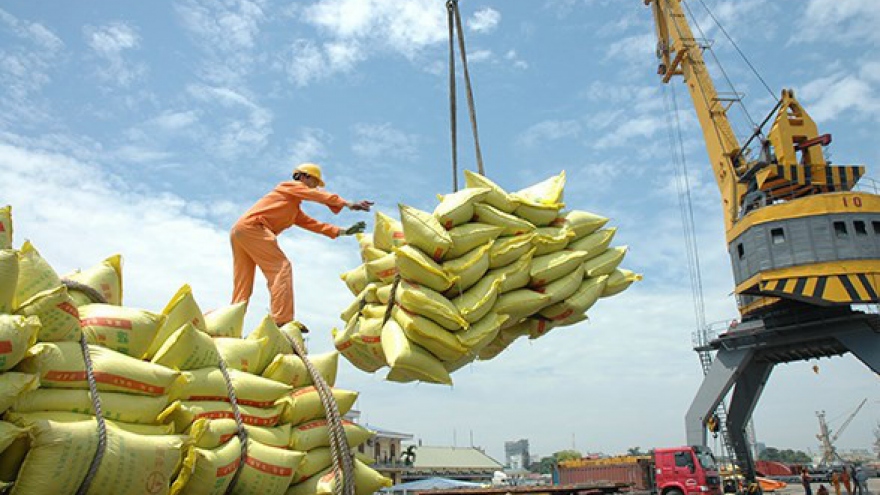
[{"left": 505, "top": 439, "right": 531, "bottom": 470}]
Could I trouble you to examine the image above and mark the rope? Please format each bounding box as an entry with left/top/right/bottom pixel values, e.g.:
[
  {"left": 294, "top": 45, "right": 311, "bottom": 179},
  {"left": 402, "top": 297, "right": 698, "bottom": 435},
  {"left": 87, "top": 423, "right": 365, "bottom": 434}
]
[
  {"left": 446, "top": 0, "right": 485, "bottom": 190},
  {"left": 58, "top": 279, "right": 109, "bottom": 495},
  {"left": 219, "top": 359, "right": 249, "bottom": 495},
  {"left": 282, "top": 325, "right": 355, "bottom": 495},
  {"left": 381, "top": 275, "right": 401, "bottom": 327},
  {"left": 447, "top": 0, "right": 459, "bottom": 192},
  {"left": 75, "top": 333, "right": 108, "bottom": 495}
]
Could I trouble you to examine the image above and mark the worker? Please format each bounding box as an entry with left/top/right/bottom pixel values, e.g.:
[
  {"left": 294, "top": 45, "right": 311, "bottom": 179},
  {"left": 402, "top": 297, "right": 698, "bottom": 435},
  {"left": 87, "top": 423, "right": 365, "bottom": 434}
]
[
  {"left": 842, "top": 465, "right": 853, "bottom": 495},
  {"left": 802, "top": 467, "right": 813, "bottom": 495},
  {"left": 853, "top": 466, "right": 867, "bottom": 495},
  {"left": 832, "top": 469, "right": 841, "bottom": 495},
  {"left": 818, "top": 485, "right": 830, "bottom": 495},
  {"left": 230, "top": 163, "right": 373, "bottom": 327}
]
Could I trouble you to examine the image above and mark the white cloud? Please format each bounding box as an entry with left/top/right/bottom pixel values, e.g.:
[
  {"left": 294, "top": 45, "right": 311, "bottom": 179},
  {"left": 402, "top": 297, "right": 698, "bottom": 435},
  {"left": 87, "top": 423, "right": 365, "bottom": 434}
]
[
  {"left": 793, "top": 0, "right": 880, "bottom": 44},
  {"left": 468, "top": 8, "right": 500, "bottom": 34},
  {"left": 799, "top": 71, "right": 880, "bottom": 123},
  {"left": 186, "top": 83, "right": 273, "bottom": 159},
  {"left": 605, "top": 33, "right": 654, "bottom": 65},
  {"left": 351, "top": 123, "right": 419, "bottom": 161},
  {"left": 517, "top": 120, "right": 581, "bottom": 149},
  {"left": 505, "top": 50, "right": 528, "bottom": 70},
  {"left": 84, "top": 21, "right": 145, "bottom": 87},
  {"left": 287, "top": 127, "right": 333, "bottom": 168}
]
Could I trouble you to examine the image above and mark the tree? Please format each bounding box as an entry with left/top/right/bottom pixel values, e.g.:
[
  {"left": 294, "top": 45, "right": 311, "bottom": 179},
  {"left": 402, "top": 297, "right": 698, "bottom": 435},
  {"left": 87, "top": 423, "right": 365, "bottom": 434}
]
[
  {"left": 530, "top": 450, "right": 583, "bottom": 474},
  {"left": 758, "top": 446, "right": 810, "bottom": 463},
  {"left": 627, "top": 447, "right": 646, "bottom": 456}
]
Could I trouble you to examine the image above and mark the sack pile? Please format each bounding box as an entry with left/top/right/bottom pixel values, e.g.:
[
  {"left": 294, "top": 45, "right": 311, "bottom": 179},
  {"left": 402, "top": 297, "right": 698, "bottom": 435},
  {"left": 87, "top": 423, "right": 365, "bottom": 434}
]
[
  {"left": 336, "top": 171, "right": 641, "bottom": 385},
  {"left": 0, "top": 205, "right": 391, "bottom": 495}
]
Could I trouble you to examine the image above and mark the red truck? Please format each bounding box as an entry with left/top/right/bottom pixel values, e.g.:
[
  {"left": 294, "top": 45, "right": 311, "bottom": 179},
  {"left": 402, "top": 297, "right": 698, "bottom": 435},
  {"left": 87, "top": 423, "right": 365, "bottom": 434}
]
[{"left": 557, "top": 446, "right": 723, "bottom": 495}]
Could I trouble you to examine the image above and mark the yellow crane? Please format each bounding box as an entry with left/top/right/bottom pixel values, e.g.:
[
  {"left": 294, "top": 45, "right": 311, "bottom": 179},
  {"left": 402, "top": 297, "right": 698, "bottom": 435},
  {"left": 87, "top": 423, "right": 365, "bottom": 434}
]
[{"left": 644, "top": 0, "right": 880, "bottom": 491}]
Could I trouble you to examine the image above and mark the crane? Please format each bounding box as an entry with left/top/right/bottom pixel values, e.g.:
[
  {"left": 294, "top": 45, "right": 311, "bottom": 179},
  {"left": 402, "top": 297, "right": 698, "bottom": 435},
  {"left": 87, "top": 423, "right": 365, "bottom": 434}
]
[
  {"left": 644, "top": 0, "right": 880, "bottom": 490},
  {"left": 816, "top": 399, "right": 868, "bottom": 467}
]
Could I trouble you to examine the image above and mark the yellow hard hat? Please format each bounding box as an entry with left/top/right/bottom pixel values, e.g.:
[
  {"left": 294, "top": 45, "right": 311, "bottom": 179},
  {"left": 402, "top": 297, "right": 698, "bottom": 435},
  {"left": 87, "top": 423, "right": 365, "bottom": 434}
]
[{"left": 293, "top": 163, "right": 325, "bottom": 187}]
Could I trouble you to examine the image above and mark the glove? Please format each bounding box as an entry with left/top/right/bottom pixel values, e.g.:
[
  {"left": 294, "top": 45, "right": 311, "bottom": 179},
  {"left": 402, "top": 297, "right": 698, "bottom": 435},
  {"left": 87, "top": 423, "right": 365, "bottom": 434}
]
[{"left": 342, "top": 221, "right": 366, "bottom": 236}]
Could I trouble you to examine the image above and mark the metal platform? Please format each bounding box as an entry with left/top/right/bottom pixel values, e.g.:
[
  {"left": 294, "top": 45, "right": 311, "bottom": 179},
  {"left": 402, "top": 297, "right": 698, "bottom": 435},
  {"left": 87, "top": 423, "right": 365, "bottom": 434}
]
[{"left": 686, "top": 305, "right": 880, "bottom": 485}]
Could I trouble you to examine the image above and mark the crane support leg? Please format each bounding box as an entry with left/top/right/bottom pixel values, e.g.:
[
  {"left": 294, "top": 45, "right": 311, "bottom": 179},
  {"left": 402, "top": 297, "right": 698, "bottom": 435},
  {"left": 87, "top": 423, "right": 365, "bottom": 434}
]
[
  {"left": 836, "top": 325, "right": 880, "bottom": 374},
  {"left": 726, "top": 361, "right": 773, "bottom": 483},
  {"left": 685, "top": 348, "right": 754, "bottom": 446}
]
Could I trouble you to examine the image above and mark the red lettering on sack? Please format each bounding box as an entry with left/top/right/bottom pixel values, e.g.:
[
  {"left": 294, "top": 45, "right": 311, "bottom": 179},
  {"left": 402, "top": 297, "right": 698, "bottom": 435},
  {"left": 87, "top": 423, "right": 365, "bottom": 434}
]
[
  {"left": 444, "top": 220, "right": 453, "bottom": 230},
  {"left": 216, "top": 458, "right": 241, "bottom": 477},
  {"left": 57, "top": 302, "right": 79, "bottom": 318},
  {"left": 336, "top": 341, "right": 352, "bottom": 351},
  {"left": 43, "top": 370, "right": 166, "bottom": 394},
  {"left": 550, "top": 309, "right": 574, "bottom": 321},
  {"left": 392, "top": 232, "right": 405, "bottom": 239},
  {"left": 360, "top": 335, "right": 381, "bottom": 344},
  {"left": 378, "top": 268, "right": 397, "bottom": 278},
  {"left": 0, "top": 341, "right": 12, "bottom": 354},
  {"left": 187, "top": 395, "right": 275, "bottom": 408},
  {"left": 433, "top": 248, "right": 444, "bottom": 262},
  {"left": 246, "top": 457, "right": 293, "bottom": 476},
  {"left": 293, "top": 387, "right": 316, "bottom": 397},
  {"left": 80, "top": 317, "right": 132, "bottom": 330},
  {"left": 0, "top": 223, "right": 5, "bottom": 232}
]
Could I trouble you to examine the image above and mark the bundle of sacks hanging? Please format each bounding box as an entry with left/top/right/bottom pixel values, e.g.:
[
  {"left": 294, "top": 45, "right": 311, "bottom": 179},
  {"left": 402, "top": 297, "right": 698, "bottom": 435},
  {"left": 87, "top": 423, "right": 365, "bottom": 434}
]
[
  {"left": 336, "top": 171, "right": 642, "bottom": 385},
  {"left": 0, "top": 205, "right": 390, "bottom": 495}
]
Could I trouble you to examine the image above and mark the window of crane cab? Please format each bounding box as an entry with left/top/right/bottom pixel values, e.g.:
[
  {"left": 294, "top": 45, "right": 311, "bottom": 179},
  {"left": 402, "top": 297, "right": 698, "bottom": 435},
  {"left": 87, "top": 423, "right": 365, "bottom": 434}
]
[
  {"left": 737, "top": 243, "right": 745, "bottom": 259},
  {"left": 834, "top": 221, "right": 848, "bottom": 239},
  {"left": 873, "top": 221, "right": 880, "bottom": 235},
  {"left": 771, "top": 228, "right": 785, "bottom": 245},
  {"left": 854, "top": 221, "right": 867, "bottom": 236}
]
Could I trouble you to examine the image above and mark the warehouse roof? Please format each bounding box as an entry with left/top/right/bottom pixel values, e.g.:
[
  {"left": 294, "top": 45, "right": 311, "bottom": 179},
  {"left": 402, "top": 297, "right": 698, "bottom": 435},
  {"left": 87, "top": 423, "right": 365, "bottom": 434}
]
[{"left": 411, "top": 446, "right": 503, "bottom": 470}]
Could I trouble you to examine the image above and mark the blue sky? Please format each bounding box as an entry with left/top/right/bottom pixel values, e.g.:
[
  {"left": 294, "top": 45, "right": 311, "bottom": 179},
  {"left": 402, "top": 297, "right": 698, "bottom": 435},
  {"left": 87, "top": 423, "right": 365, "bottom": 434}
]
[{"left": 1, "top": 0, "right": 878, "bottom": 462}]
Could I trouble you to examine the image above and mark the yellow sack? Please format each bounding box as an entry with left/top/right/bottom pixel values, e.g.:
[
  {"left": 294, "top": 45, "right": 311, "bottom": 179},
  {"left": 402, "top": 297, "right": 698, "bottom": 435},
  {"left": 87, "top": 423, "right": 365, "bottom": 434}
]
[
  {"left": 489, "top": 234, "right": 536, "bottom": 268},
  {"left": 373, "top": 211, "right": 406, "bottom": 252},
  {"left": 279, "top": 321, "right": 306, "bottom": 354},
  {"left": 568, "top": 227, "right": 617, "bottom": 259},
  {"left": 0, "top": 249, "right": 17, "bottom": 314},
  {"left": 445, "top": 222, "right": 505, "bottom": 260},
  {"left": 473, "top": 203, "right": 536, "bottom": 237},
  {"left": 484, "top": 249, "right": 533, "bottom": 293},
  {"left": 433, "top": 187, "right": 490, "bottom": 230},
  {"left": 15, "top": 286, "right": 81, "bottom": 342},
  {"left": 364, "top": 252, "right": 398, "bottom": 283},
  {"left": 339, "top": 292, "right": 366, "bottom": 323},
  {"left": 167, "top": 401, "right": 284, "bottom": 430},
  {"left": 540, "top": 275, "right": 609, "bottom": 322},
  {"left": 534, "top": 265, "right": 585, "bottom": 305},
  {"left": 287, "top": 459, "right": 391, "bottom": 495},
  {"left": 12, "top": 388, "right": 171, "bottom": 424},
  {"left": 513, "top": 202, "right": 561, "bottom": 227},
  {"left": 65, "top": 254, "right": 124, "bottom": 306},
  {"left": 147, "top": 284, "right": 207, "bottom": 358},
  {"left": 602, "top": 268, "right": 643, "bottom": 297},
  {"left": 532, "top": 226, "right": 575, "bottom": 256},
  {"left": 355, "top": 233, "right": 386, "bottom": 262},
  {"left": 279, "top": 387, "right": 358, "bottom": 426},
  {"left": 80, "top": 303, "right": 166, "bottom": 359},
  {"left": 11, "top": 420, "right": 185, "bottom": 495},
  {"left": 393, "top": 307, "right": 467, "bottom": 362},
  {"left": 174, "top": 437, "right": 303, "bottom": 495},
  {"left": 375, "top": 283, "right": 394, "bottom": 305},
  {"left": 463, "top": 171, "right": 517, "bottom": 213},
  {"left": 18, "top": 341, "right": 182, "bottom": 396},
  {"left": 189, "top": 419, "right": 291, "bottom": 450},
  {"left": 176, "top": 367, "right": 292, "bottom": 408},
  {"left": 262, "top": 351, "right": 339, "bottom": 388},
  {"left": 494, "top": 289, "right": 552, "bottom": 322},
  {"left": 394, "top": 244, "right": 457, "bottom": 293},
  {"left": 332, "top": 316, "right": 385, "bottom": 373},
  {"left": 0, "top": 206, "right": 11, "bottom": 250},
  {"left": 451, "top": 276, "right": 504, "bottom": 324},
  {"left": 215, "top": 336, "right": 265, "bottom": 373},
  {"left": 0, "top": 315, "right": 39, "bottom": 371},
  {"left": 454, "top": 312, "right": 508, "bottom": 352},
  {"left": 504, "top": 317, "right": 559, "bottom": 341},
  {"left": 339, "top": 264, "right": 372, "bottom": 296},
  {"left": 442, "top": 242, "right": 492, "bottom": 292},
  {"left": 381, "top": 319, "right": 451, "bottom": 385},
  {"left": 152, "top": 323, "right": 222, "bottom": 370},
  {"left": 359, "top": 303, "right": 386, "bottom": 320},
  {"left": 584, "top": 246, "right": 628, "bottom": 277},
  {"left": 397, "top": 280, "right": 468, "bottom": 331},
  {"left": 477, "top": 324, "right": 530, "bottom": 361},
  {"left": 530, "top": 250, "right": 589, "bottom": 287},
  {"left": 204, "top": 301, "right": 246, "bottom": 338},
  {"left": 13, "top": 241, "right": 62, "bottom": 310},
  {"left": 399, "top": 204, "right": 453, "bottom": 261},
  {"left": 293, "top": 447, "right": 333, "bottom": 484},
  {"left": 288, "top": 419, "right": 373, "bottom": 451},
  {"left": 7, "top": 410, "right": 176, "bottom": 436},
  {"left": 0, "top": 420, "right": 27, "bottom": 482},
  {"left": 512, "top": 170, "right": 566, "bottom": 205},
  {"left": 247, "top": 316, "right": 296, "bottom": 374},
  {"left": 553, "top": 210, "right": 609, "bottom": 240},
  {"left": 0, "top": 372, "right": 39, "bottom": 413}
]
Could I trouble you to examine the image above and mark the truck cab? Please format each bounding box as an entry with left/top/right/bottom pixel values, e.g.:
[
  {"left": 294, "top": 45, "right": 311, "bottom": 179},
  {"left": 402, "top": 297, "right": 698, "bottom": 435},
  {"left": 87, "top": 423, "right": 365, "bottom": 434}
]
[{"left": 653, "top": 446, "right": 722, "bottom": 495}]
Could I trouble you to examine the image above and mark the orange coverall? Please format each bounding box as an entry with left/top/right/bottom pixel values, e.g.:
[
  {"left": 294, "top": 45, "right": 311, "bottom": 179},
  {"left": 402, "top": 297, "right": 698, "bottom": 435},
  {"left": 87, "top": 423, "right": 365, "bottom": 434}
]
[{"left": 231, "top": 180, "right": 347, "bottom": 325}]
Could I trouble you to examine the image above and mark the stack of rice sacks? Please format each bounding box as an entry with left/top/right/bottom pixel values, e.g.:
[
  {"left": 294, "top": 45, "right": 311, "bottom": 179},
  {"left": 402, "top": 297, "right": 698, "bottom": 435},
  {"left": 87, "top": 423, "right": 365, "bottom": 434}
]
[
  {"left": 337, "top": 171, "right": 641, "bottom": 385},
  {"left": 0, "top": 205, "right": 390, "bottom": 495}
]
